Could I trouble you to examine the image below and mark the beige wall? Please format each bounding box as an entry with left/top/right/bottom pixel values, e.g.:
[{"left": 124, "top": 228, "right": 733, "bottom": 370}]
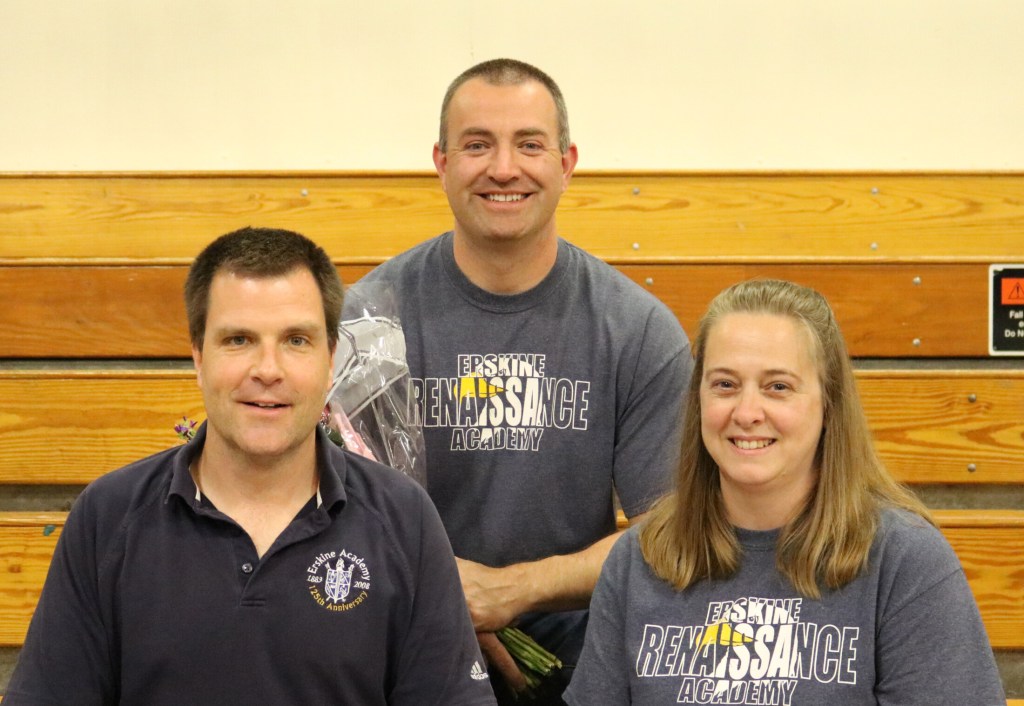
[{"left": 1, "top": 0, "right": 1021, "bottom": 171}]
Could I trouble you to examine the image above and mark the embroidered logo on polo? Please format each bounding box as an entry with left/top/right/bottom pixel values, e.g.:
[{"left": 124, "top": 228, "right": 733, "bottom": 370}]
[
  {"left": 306, "top": 549, "right": 371, "bottom": 612},
  {"left": 411, "top": 353, "right": 592, "bottom": 452}
]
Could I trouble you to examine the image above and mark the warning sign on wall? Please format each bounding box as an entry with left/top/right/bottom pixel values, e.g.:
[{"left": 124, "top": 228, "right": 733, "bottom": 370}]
[{"left": 990, "top": 264, "right": 1024, "bottom": 356}]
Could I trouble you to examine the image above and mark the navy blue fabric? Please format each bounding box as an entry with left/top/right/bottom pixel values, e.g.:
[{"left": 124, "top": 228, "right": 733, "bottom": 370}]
[{"left": 6, "top": 424, "right": 496, "bottom": 706}]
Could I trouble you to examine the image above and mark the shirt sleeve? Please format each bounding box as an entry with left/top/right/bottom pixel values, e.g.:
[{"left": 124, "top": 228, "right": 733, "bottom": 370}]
[
  {"left": 613, "top": 303, "right": 692, "bottom": 518},
  {"left": 388, "top": 485, "right": 498, "bottom": 706},
  {"left": 873, "top": 519, "right": 1006, "bottom": 706},
  {"left": 4, "top": 490, "right": 115, "bottom": 705},
  {"left": 563, "top": 531, "right": 634, "bottom": 705}
]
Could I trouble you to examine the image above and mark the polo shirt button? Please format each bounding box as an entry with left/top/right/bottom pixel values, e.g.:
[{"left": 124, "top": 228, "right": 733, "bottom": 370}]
[{"left": 241, "top": 563, "right": 254, "bottom": 574}]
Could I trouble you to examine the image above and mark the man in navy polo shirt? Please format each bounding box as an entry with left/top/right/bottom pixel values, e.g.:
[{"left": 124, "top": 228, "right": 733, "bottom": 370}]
[{"left": 6, "top": 227, "right": 497, "bottom": 706}]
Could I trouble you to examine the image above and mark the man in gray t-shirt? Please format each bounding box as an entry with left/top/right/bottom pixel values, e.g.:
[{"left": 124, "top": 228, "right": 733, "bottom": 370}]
[{"left": 353, "top": 59, "right": 692, "bottom": 704}]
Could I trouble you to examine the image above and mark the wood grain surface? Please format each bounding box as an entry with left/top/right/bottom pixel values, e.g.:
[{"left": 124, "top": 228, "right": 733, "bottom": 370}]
[
  {"left": 934, "top": 510, "right": 1024, "bottom": 651},
  {"left": 2, "top": 173, "right": 1022, "bottom": 263},
  {"left": 0, "top": 262, "right": 995, "bottom": 357},
  {"left": 0, "top": 372, "right": 204, "bottom": 483},
  {"left": 0, "top": 512, "right": 64, "bottom": 647},
  {"left": 858, "top": 371, "right": 1024, "bottom": 484}
]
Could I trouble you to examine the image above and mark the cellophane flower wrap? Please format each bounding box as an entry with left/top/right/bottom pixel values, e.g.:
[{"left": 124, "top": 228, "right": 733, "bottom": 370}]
[{"left": 324, "top": 282, "right": 426, "bottom": 486}]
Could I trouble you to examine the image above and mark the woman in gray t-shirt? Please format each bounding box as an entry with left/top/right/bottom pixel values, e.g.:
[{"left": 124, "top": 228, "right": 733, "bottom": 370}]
[{"left": 566, "top": 279, "right": 1004, "bottom": 706}]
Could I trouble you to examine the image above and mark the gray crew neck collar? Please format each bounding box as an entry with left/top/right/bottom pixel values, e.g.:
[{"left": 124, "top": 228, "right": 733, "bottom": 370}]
[{"left": 439, "top": 232, "right": 572, "bottom": 314}]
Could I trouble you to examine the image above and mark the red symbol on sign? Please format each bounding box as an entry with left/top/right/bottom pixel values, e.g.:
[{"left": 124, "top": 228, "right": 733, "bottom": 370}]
[{"left": 1002, "top": 278, "right": 1024, "bottom": 305}]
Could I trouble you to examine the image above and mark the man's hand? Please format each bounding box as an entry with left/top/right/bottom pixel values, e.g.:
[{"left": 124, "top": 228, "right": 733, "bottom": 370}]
[
  {"left": 456, "top": 523, "right": 639, "bottom": 632},
  {"left": 476, "top": 632, "right": 527, "bottom": 693},
  {"left": 456, "top": 557, "right": 523, "bottom": 632}
]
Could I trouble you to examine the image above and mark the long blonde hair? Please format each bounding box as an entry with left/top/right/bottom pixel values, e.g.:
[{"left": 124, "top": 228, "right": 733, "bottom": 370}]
[{"left": 640, "top": 279, "right": 931, "bottom": 597}]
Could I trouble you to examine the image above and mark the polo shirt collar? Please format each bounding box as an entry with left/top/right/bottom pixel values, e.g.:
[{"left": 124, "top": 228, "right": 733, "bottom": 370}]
[
  {"left": 313, "top": 424, "right": 348, "bottom": 511},
  {"left": 165, "top": 422, "right": 348, "bottom": 512},
  {"left": 167, "top": 422, "right": 205, "bottom": 505}
]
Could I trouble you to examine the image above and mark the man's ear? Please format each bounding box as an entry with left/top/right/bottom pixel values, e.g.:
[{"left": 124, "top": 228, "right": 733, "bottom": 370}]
[
  {"left": 191, "top": 344, "right": 203, "bottom": 388},
  {"left": 561, "top": 143, "right": 579, "bottom": 191},
  {"left": 326, "top": 342, "right": 337, "bottom": 394},
  {"left": 432, "top": 143, "right": 448, "bottom": 192}
]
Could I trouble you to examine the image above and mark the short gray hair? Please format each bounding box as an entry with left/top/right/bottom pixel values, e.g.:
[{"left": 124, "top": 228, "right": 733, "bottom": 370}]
[{"left": 438, "top": 58, "right": 570, "bottom": 153}]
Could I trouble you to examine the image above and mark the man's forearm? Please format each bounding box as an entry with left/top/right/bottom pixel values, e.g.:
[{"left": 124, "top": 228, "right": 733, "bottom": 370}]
[
  {"left": 510, "top": 530, "right": 622, "bottom": 613},
  {"left": 458, "top": 512, "right": 647, "bottom": 631}
]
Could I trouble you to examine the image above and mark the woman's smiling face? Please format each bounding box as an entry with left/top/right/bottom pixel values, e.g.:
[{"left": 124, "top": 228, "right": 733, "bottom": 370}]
[{"left": 700, "top": 312, "right": 824, "bottom": 528}]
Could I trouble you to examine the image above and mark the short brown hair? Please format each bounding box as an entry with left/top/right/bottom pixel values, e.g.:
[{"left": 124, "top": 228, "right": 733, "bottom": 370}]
[
  {"left": 184, "top": 227, "right": 343, "bottom": 350},
  {"left": 438, "top": 58, "right": 570, "bottom": 153}
]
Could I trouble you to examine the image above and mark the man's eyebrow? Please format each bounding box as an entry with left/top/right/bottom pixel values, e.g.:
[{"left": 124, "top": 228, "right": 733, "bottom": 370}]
[
  {"left": 513, "top": 128, "right": 549, "bottom": 139},
  {"left": 208, "top": 322, "right": 325, "bottom": 339},
  {"left": 457, "top": 127, "right": 496, "bottom": 141},
  {"left": 283, "top": 322, "right": 326, "bottom": 338},
  {"left": 456, "top": 127, "right": 551, "bottom": 141},
  {"left": 210, "top": 325, "right": 255, "bottom": 339}
]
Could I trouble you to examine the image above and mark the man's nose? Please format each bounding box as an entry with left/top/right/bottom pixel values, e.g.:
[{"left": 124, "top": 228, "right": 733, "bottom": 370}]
[
  {"left": 487, "top": 144, "right": 521, "bottom": 182},
  {"left": 250, "top": 343, "right": 284, "bottom": 383}
]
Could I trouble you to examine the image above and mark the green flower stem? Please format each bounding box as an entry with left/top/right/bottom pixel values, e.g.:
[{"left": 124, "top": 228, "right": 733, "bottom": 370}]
[{"left": 496, "top": 626, "right": 562, "bottom": 682}]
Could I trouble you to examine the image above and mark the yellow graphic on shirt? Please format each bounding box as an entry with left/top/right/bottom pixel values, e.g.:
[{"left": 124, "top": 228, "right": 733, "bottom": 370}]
[
  {"left": 699, "top": 620, "right": 754, "bottom": 648},
  {"left": 458, "top": 374, "right": 505, "bottom": 400}
]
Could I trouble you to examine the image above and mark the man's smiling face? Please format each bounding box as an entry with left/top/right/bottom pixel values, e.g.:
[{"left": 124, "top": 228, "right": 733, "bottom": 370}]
[
  {"left": 192, "top": 267, "right": 334, "bottom": 466},
  {"left": 433, "top": 77, "right": 577, "bottom": 248}
]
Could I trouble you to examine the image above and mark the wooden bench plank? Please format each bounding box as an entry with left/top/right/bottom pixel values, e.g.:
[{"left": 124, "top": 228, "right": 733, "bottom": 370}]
[
  {"left": 2, "top": 173, "right": 1022, "bottom": 263},
  {"left": 0, "top": 263, "right": 996, "bottom": 357},
  {"left": 1, "top": 267, "right": 191, "bottom": 358},
  {"left": 933, "top": 510, "right": 1024, "bottom": 652},
  {"left": 0, "top": 372, "right": 204, "bottom": 483},
  {"left": 1, "top": 511, "right": 1019, "bottom": 648},
  {"left": 623, "top": 263, "right": 991, "bottom": 358},
  {"left": 859, "top": 371, "right": 1024, "bottom": 484},
  {"left": 0, "top": 265, "right": 372, "bottom": 358},
  {"left": 0, "top": 513, "right": 64, "bottom": 648},
  {"left": 1, "top": 370, "right": 1021, "bottom": 485}
]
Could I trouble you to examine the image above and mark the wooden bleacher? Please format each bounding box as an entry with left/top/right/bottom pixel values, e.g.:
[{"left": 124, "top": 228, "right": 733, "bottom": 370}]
[{"left": 1, "top": 172, "right": 1022, "bottom": 701}]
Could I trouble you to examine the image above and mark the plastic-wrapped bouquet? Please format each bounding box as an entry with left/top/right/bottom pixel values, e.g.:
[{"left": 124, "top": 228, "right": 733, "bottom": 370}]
[{"left": 322, "top": 282, "right": 425, "bottom": 486}]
